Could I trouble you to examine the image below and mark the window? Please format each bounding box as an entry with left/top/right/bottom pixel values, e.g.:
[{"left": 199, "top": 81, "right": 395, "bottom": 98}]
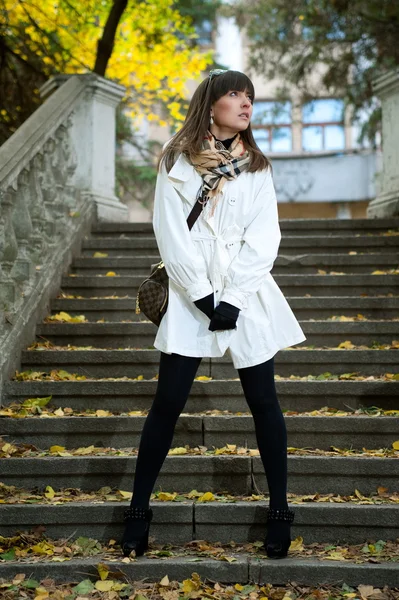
[
  {"left": 251, "top": 100, "right": 292, "bottom": 152},
  {"left": 302, "top": 99, "right": 345, "bottom": 151},
  {"left": 194, "top": 19, "right": 213, "bottom": 45}
]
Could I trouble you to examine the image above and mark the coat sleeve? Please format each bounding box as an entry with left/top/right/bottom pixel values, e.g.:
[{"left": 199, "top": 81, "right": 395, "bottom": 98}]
[
  {"left": 152, "top": 159, "right": 214, "bottom": 302},
  {"left": 219, "top": 168, "right": 281, "bottom": 311}
]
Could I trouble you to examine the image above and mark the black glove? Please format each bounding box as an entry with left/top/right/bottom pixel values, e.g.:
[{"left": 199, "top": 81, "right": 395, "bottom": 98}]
[
  {"left": 194, "top": 292, "right": 215, "bottom": 319},
  {"left": 209, "top": 301, "right": 240, "bottom": 332}
]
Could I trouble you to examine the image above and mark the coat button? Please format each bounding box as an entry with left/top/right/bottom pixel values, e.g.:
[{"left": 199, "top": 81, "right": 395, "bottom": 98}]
[{"left": 228, "top": 197, "right": 236, "bottom": 206}]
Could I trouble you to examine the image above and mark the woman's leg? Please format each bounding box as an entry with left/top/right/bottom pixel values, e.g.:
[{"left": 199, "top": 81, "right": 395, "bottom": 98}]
[
  {"left": 130, "top": 351, "right": 202, "bottom": 509},
  {"left": 237, "top": 356, "right": 290, "bottom": 541}
]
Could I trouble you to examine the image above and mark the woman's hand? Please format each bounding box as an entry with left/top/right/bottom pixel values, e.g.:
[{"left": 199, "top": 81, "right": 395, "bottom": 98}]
[
  {"left": 209, "top": 301, "right": 240, "bottom": 331},
  {"left": 194, "top": 293, "right": 215, "bottom": 319}
]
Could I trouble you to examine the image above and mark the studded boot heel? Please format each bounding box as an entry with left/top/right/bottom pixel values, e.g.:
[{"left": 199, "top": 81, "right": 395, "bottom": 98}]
[
  {"left": 120, "top": 506, "right": 153, "bottom": 557},
  {"left": 264, "top": 507, "right": 295, "bottom": 559}
]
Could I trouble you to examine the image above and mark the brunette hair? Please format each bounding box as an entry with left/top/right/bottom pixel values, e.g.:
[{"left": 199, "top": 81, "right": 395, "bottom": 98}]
[{"left": 157, "top": 70, "right": 271, "bottom": 174}]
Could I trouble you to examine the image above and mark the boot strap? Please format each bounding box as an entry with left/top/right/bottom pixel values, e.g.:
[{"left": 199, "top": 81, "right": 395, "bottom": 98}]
[
  {"left": 123, "top": 506, "right": 153, "bottom": 522},
  {"left": 266, "top": 507, "right": 295, "bottom": 523}
]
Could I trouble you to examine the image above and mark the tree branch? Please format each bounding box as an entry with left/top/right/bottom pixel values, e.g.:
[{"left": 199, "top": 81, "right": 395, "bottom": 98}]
[{"left": 94, "top": 0, "right": 128, "bottom": 76}]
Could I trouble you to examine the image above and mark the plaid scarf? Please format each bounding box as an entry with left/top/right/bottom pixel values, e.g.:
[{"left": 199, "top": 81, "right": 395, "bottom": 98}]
[{"left": 190, "top": 130, "right": 251, "bottom": 219}]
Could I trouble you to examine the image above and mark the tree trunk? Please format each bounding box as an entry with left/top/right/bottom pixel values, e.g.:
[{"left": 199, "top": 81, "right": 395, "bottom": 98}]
[{"left": 94, "top": 0, "right": 128, "bottom": 76}]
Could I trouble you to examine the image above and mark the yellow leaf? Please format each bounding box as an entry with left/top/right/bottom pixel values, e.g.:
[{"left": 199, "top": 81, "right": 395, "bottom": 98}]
[
  {"left": 105, "top": 272, "right": 117, "bottom": 276},
  {"left": 195, "top": 376, "right": 212, "bottom": 381},
  {"left": 117, "top": 490, "right": 133, "bottom": 499},
  {"left": 289, "top": 536, "right": 304, "bottom": 551},
  {"left": 95, "top": 410, "right": 110, "bottom": 417},
  {"left": 30, "top": 541, "right": 54, "bottom": 555},
  {"left": 325, "top": 551, "right": 347, "bottom": 561},
  {"left": 392, "top": 440, "right": 399, "bottom": 450},
  {"left": 54, "top": 408, "right": 64, "bottom": 417},
  {"left": 159, "top": 575, "right": 170, "bottom": 586},
  {"left": 74, "top": 445, "right": 96, "bottom": 455},
  {"left": 95, "top": 580, "right": 114, "bottom": 591},
  {"left": 337, "top": 340, "right": 355, "bottom": 349},
  {"left": 182, "top": 579, "right": 199, "bottom": 593},
  {"left": 158, "top": 492, "right": 177, "bottom": 501},
  {"left": 348, "top": 251, "right": 357, "bottom": 255},
  {"left": 49, "top": 445, "right": 65, "bottom": 453},
  {"left": 198, "top": 492, "right": 214, "bottom": 502},
  {"left": 235, "top": 584, "right": 244, "bottom": 591},
  {"left": 354, "top": 489, "right": 367, "bottom": 500},
  {"left": 168, "top": 447, "right": 187, "bottom": 455},
  {"left": 93, "top": 252, "right": 108, "bottom": 258},
  {"left": 97, "top": 562, "right": 110, "bottom": 581},
  {"left": 44, "top": 485, "right": 55, "bottom": 499},
  {"left": 371, "top": 270, "right": 386, "bottom": 275}
]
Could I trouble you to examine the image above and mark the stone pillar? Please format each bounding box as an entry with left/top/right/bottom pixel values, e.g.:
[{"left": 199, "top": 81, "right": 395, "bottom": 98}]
[
  {"left": 367, "top": 69, "right": 399, "bottom": 218},
  {"left": 40, "top": 73, "right": 129, "bottom": 222}
]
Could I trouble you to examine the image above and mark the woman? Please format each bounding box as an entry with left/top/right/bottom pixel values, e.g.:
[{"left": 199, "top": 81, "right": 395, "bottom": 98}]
[{"left": 121, "top": 69, "right": 306, "bottom": 560}]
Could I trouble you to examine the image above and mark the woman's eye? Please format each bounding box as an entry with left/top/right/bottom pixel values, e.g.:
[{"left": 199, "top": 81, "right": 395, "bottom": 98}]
[{"left": 230, "top": 91, "right": 253, "bottom": 103}]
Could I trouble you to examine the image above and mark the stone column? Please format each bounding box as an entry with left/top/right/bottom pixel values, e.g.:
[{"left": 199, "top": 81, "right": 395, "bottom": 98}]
[
  {"left": 367, "top": 69, "right": 399, "bottom": 218},
  {"left": 40, "top": 73, "right": 129, "bottom": 222}
]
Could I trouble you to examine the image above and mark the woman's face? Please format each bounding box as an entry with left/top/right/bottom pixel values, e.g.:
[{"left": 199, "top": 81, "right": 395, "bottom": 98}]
[{"left": 210, "top": 89, "right": 253, "bottom": 135}]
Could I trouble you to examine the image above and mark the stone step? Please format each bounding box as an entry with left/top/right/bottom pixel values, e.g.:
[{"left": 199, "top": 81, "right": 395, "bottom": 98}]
[
  {"left": 51, "top": 296, "right": 399, "bottom": 321},
  {"left": 90, "top": 216, "right": 399, "bottom": 236},
  {"left": 70, "top": 252, "right": 399, "bottom": 275},
  {"left": 20, "top": 349, "right": 399, "bottom": 378},
  {"left": 1, "top": 454, "right": 397, "bottom": 495},
  {"left": 3, "top": 414, "right": 398, "bottom": 450},
  {"left": 1, "top": 550, "right": 398, "bottom": 588},
  {"left": 34, "top": 320, "right": 399, "bottom": 347},
  {"left": 60, "top": 273, "right": 399, "bottom": 297},
  {"left": 4, "top": 379, "right": 399, "bottom": 411},
  {"left": 1, "top": 501, "right": 397, "bottom": 546},
  {"left": 81, "top": 235, "right": 399, "bottom": 256}
]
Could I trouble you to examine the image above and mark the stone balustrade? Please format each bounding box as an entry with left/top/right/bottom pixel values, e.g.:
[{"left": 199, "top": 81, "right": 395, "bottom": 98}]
[{"left": 0, "top": 74, "right": 127, "bottom": 399}]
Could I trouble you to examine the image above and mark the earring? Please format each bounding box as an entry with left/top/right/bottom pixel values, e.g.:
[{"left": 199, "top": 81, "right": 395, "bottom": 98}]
[{"left": 210, "top": 115, "right": 214, "bottom": 125}]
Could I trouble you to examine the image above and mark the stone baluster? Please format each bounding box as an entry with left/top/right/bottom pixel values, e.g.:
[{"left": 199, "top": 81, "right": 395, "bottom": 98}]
[
  {"left": 0, "top": 188, "right": 19, "bottom": 313},
  {"left": 28, "top": 153, "right": 55, "bottom": 255},
  {"left": 10, "top": 170, "right": 34, "bottom": 289}
]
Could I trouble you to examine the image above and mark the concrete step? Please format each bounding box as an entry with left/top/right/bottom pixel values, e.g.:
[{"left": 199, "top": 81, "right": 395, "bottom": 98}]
[
  {"left": 20, "top": 349, "right": 399, "bottom": 378},
  {"left": 3, "top": 414, "right": 398, "bottom": 450},
  {"left": 34, "top": 320, "right": 399, "bottom": 347},
  {"left": 60, "top": 273, "right": 399, "bottom": 297},
  {"left": 1, "top": 549, "right": 398, "bottom": 588},
  {"left": 81, "top": 235, "right": 399, "bottom": 256},
  {"left": 1, "top": 454, "right": 397, "bottom": 495},
  {"left": 50, "top": 296, "right": 399, "bottom": 321},
  {"left": 90, "top": 217, "right": 399, "bottom": 236},
  {"left": 4, "top": 379, "right": 399, "bottom": 412},
  {"left": 70, "top": 252, "right": 399, "bottom": 276},
  {"left": 1, "top": 501, "right": 397, "bottom": 546}
]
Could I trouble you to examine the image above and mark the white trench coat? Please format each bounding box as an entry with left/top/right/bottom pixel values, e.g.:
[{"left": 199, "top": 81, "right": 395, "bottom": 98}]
[{"left": 152, "top": 142, "right": 307, "bottom": 369}]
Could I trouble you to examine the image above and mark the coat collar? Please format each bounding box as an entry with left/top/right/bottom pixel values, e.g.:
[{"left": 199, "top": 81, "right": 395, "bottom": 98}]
[{"left": 167, "top": 151, "right": 194, "bottom": 183}]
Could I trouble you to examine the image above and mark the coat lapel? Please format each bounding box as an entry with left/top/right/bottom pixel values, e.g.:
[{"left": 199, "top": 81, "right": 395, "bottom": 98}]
[{"left": 167, "top": 153, "right": 202, "bottom": 207}]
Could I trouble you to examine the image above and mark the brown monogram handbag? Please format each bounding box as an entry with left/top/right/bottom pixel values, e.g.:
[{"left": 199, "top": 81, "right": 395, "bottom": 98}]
[{"left": 135, "top": 195, "right": 206, "bottom": 326}]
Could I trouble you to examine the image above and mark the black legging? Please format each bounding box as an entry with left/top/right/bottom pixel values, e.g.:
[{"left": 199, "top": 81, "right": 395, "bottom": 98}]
[{"left": 130, "top": 351, "right": 288, "bottom": 510}]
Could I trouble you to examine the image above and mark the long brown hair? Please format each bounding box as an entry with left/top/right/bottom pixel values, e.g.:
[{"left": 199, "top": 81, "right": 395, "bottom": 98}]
[{"left": 157, "top": 70, "right": 271, "bottom": 174}]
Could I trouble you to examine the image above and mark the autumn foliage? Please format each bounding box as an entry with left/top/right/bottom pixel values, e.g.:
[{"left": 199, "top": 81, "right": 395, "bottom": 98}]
[{"left": 0, "top": 0, "right": 214, "bottom": 142}]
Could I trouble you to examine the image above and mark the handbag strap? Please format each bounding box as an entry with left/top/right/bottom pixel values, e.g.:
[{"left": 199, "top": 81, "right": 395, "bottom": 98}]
[{"left": 186, "top": 191, "right": 206, "bottom": 231}]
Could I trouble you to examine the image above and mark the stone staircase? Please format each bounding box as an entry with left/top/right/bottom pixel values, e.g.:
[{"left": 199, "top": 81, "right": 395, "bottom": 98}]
[{"left": 1, "top": 217, "right": 399, "bottom": 587}]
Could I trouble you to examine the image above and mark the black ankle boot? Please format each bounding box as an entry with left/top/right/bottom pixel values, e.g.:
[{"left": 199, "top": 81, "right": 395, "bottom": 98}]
[
  {"left": 264, "top": 507, "right": 295, "bottom": 559},
  {"left": 120, "top": 506, "right": 153, "bottom": 557}
]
